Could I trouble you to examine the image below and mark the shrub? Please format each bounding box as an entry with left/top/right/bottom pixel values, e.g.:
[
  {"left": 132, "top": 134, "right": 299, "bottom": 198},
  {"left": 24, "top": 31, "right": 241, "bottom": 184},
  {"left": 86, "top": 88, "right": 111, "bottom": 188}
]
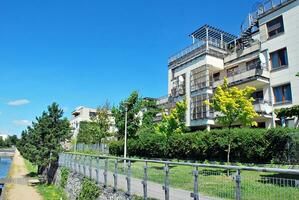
[
  {"left": 78, "top": 178, "right": 100, "bottom": 200},
  {"left": 60, "top": 167, "right": 69, "bottom": 188},
  {"left": 109, "top": 128, "right": 299, "bottom": 164}
]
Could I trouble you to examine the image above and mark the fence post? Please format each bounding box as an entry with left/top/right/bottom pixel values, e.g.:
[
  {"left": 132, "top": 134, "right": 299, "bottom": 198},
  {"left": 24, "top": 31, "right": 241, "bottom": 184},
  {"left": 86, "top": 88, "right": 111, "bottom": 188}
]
[
  {"left": 113, "top": 159, "right": 118, "bottom": 192},
  {"left": 162, "top": 163, "right": 170, "bottom": 200},
  {"left": 126, "top": 160, "right": 131, "bottom": 197},
  {"left": 104, "top": 158, "right": 108, "bottom": 187},
  {"left": 83, "top": 155, "right": 86, "bottom": 177},
  {"left": 235, "top": 169, "right": 241, "bottom": 200},
  {"left": 142, "top": 162, "right": 148, "bottom": 200},
  {"left": 74, "top": 154, "right": 77, "bottom": 173},
  {"left": 72, "top": 154, "right": 75, "bottom": 171},
  {"left": 89, "top": 156, "right": 92, "bottom": 180},
  {"left": 191, "top": 167, "right": 199, "bottom": 200},
  {"left": 96, "top": 157, "right": 100, "bottom": 184},
  {"left": 78, "top": 155, "right": 81, "bottom": 174}
]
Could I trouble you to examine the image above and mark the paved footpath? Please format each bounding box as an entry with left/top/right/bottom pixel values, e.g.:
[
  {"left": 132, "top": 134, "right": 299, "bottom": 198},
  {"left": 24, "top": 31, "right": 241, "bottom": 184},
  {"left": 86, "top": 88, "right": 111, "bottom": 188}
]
[{"left": 5, "top": 150, "right": 42, "bottom": 200}]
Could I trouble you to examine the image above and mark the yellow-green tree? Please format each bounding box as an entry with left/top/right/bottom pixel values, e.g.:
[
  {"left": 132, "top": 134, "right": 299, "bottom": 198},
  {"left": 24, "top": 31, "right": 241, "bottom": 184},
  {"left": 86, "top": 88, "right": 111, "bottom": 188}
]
[
  {"left": 205, "top": 78, "right": 258, "bottom": 163},
  {"left": 156, "top": 100, "right": 187, "bottom": 137}
]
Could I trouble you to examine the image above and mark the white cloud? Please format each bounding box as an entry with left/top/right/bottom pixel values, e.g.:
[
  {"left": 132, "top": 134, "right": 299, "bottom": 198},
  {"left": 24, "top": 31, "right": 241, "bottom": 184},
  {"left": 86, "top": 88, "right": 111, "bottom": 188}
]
[
  {"left": 13, "top": 119, "right": 31, "bottom": 126},
  {"left": 7, "top": 99, "right": 30, "bottom": 106}
]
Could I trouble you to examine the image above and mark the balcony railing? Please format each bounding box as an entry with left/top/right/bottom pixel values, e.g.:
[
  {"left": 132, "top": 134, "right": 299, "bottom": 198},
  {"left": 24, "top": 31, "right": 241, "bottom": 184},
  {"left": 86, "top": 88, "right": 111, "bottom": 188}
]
[
  {"left": 213, "top": 65, "right": 269, "bottom": 88},
  {"left": 253, "top": 99, "right": 273, "bottom": 114},
  {"left": 168, "top": 38, "right": 227, "bottom": 64}
]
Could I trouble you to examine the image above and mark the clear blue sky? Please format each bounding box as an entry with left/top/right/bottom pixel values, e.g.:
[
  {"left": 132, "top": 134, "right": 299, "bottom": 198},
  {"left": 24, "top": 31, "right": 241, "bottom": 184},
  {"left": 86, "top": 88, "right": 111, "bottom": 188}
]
[{"left": 0, "top": 0, "right": 254, "bottom": 136}]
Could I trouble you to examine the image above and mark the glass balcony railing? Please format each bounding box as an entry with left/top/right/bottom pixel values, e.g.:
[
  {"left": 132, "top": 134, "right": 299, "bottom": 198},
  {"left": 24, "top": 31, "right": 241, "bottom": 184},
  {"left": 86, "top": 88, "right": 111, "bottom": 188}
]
[{"left": 168, "top": 38, "right": 227, "bottom": 64}]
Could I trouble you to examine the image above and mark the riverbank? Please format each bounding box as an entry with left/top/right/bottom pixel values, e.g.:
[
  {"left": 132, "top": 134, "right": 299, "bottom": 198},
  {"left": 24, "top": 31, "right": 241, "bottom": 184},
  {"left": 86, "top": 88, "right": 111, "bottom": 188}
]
[{"left": 4, "top": 150, "right": 42, "bottom": 200}]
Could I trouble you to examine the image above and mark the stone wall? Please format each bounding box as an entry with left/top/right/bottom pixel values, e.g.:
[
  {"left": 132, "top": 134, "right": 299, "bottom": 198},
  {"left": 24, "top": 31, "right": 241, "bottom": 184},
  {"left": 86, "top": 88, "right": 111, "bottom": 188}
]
[{"left": 54, "top": 167, "right": 139, "bottom": 200}]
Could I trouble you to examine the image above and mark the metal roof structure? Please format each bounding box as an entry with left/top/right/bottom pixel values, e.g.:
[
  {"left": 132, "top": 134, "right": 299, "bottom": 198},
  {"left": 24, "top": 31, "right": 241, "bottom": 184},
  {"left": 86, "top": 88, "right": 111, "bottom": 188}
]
[{"left": 189, "top": 24, "right": 237, "bottom": 43}]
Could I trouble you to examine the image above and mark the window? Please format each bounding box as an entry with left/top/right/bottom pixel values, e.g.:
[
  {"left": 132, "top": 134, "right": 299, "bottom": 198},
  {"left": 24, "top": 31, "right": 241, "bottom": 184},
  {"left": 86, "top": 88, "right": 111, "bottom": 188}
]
[
  {"left": 191, "top": 94, "right": 213, "bottom": 120},
  {"left": 270, "top": 48, "right": 288, "bottom": 70},
  {"left": 190, "top": 66, "right": 211, "bottom": 92},
  {"left": 246, "top": 58, "right": 260, "bottom": 71},
  {"left": 227, "top": 66, "right": 238, "bottom": 77},
  {"left": 252, "top": 90, "right": 264, "bottom": 102},
  {"left": 213, "top": 72, "right": 220, "bottom": 81},
  {"left": 267, "top": 16, "right": 284, "bottom": 38},
  {"left": 273, "top": 83, "right": 292, "bottom": 104}
]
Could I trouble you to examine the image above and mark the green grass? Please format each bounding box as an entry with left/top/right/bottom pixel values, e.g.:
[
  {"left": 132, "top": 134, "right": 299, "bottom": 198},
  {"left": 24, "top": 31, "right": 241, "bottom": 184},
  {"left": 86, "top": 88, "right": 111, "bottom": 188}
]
[
  {"left": 24, "top": 159, "right": 38, "bottom": 176},
  {"left": 36, "top": 184, "right": 68, "bottom": 200},
  {"left": 73, "top": 152, "right": 299, "bottom": 200},
  {"left": 23, "top": 159, "right": 68, "bottom": 200}
]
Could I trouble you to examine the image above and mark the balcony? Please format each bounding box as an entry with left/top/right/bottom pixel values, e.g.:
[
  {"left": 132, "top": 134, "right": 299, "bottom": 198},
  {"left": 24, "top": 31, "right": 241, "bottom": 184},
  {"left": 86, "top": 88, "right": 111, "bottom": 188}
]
[
  {"left": 213, "top": 64, "right": 270, "bottom": 88},
  {"left": 253, "top": 99, "right": 273, "bottom": 115},
  {"left": 168, "top": 25, "right": 237, "bottom": 69}
]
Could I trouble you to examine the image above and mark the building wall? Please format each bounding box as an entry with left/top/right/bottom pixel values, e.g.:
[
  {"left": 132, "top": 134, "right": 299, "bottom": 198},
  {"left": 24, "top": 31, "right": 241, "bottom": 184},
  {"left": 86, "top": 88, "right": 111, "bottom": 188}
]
[{"left": 260, "top": 0, "right": 299, "bottom": 110}]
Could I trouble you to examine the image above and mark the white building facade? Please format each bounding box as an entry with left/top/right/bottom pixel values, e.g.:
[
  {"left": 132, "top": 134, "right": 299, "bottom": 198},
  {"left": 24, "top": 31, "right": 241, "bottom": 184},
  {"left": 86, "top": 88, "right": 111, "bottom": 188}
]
[
  {"left": 162, "top": 0, "right": 299, "bottom": 130},
  {"left": 70, "top": 106, "right": 117, "bottom": 138}
]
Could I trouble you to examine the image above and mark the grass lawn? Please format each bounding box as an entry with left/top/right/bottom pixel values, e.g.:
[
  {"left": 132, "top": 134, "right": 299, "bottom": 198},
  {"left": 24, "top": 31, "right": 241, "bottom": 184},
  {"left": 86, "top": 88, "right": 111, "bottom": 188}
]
[
  {"left": 72, "top": 153, "right": 299, "bottom": 200},
  {"left": 36, "top": 184, "right": 67, "bottom": 200},
  {"left": 23, "top": 159, "right": 67, "bottom": 200}
]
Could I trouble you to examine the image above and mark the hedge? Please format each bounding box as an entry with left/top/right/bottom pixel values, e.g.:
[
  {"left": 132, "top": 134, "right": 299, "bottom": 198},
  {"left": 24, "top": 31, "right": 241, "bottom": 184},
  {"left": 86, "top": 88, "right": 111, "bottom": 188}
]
[{"left": 109, "top": 128, "right": 299, "bottom": 164}]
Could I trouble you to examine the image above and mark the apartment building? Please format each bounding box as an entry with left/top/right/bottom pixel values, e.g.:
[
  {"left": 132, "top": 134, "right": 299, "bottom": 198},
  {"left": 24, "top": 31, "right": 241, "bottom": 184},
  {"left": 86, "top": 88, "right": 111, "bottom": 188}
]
[
  {"left": 161, "top": 0, "right": 299, "bottom": 130},
  {"left": 70, "top": 106, "right": 117, "bottom": 138}
]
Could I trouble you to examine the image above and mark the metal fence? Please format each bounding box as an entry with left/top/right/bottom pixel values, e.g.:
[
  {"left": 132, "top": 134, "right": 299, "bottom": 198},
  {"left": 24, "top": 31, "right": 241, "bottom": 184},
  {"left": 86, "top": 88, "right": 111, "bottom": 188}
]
[
  {"left": 74, "top": 143, "right": 109, "bottom": 154},
  {"left": 59, "top": 152, "right": 299, "bottom": 200}
]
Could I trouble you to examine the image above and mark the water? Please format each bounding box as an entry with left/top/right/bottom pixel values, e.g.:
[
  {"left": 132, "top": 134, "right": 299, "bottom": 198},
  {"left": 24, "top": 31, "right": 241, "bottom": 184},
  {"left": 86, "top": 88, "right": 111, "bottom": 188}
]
[{"left": 0, "top": 157, "right": 12, "bottom": 179}]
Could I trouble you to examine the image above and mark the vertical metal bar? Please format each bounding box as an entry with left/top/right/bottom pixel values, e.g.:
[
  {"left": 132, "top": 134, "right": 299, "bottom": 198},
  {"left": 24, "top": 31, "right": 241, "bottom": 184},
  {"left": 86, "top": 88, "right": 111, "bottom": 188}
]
[
  {"left": 163, "top": 163, "right": 170, "bottom": 200},
  {"left": 113, "top": 159, "right": 118, "bottom": 192},
  {"left": 83, "top": 155, "right": 86, "bottom": 177},
  {"left": 96, "top": 157, "right": 100, "bottom": 184},
  {"left": 89, "top": 156, "right": 92, "bottom": 180},
  {"left": 235, "top": 169, "right": 241, "bottom": 200},
  {"left": 191, "top": 167, "right": 199, "bottom": 200},
  {"left": 142, "top": 162, "right": 148, "bottom": 200},
  {"left": 104, "top": 158, "right": 108, "bottom": 187},
  {"left": 78, "top": 155, "right": 82, "bottom": 174},
  {"left": 126, "top": 160, "right": 131, "bottom": 197}
]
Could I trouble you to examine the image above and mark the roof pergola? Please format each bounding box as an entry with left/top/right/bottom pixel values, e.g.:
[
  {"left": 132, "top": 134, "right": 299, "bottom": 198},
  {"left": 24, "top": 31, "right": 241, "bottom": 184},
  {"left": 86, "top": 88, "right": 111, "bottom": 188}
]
[{"left": 189, "top": 24, "right": 237, "bottom": 43}]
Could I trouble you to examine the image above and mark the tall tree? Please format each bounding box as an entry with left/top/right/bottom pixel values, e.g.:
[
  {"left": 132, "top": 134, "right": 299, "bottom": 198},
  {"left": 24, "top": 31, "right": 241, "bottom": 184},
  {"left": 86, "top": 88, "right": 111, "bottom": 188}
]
[
  {"left": 205, "top": 78, "right": 258, "bottom": 163},
  {"left": 77, "top": 102, "right": 112, "bottom": 144},
  {"left": 17, "top": 103, "right": 71, "bottom": 183},
  {"left": 140, "top": 98, "right": 160, "bottom": 128},
  {"left": 112, "top": 91, "right": 142, "bottom": 138},
  {"left": 155, "top": 100, "right": 187, "bottom": 137}
]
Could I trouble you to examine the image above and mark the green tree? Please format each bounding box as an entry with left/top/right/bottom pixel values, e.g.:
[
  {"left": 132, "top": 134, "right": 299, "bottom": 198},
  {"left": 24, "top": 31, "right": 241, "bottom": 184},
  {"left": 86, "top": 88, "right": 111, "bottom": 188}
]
[
  {"left": 296, "top": 72, "right": 299, "bottom": 77},
  {"left": 17, "top": 103, "right": 71, "bottom": 183},
  {"left": 140, "top": 98, "right": 160, "bottom": 128},
  {"left": 112, "top": 91, "right": 142, "bottom": 138},
  {"left": 155, "top": 100, "right": 187, "bottom": 137},
  {"left": 205, "top": 78, "right": 258, "bottom": 163}
]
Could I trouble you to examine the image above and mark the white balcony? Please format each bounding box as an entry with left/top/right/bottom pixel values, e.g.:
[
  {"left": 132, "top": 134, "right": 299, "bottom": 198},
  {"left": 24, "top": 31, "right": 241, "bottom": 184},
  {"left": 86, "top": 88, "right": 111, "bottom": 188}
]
[{"left": 213, "top": 66, "right": 270, "bottom": 89}]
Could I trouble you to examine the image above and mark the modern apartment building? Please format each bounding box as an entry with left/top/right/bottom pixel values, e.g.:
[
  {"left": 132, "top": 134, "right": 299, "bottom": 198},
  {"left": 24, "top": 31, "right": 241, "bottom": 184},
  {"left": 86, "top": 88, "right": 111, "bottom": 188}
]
[
  {"left": 160, "top": 0, "right": 299, "bottom": 130},
  {"left": 70, "top": 106, "right": 117, "bottom": 138}
]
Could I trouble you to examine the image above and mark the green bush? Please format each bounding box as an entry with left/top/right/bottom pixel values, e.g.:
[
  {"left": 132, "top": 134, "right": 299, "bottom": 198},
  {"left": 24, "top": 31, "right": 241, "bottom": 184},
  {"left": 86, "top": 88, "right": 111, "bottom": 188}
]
[
  {"left": 78, "top": 178, "right": 100, "bottom": 200},
  {"left": 60, "top": 167, "right": 69, "bottom": 188},
  {"left": 109, "top": 128, "right": 299, "bottom": 164}
]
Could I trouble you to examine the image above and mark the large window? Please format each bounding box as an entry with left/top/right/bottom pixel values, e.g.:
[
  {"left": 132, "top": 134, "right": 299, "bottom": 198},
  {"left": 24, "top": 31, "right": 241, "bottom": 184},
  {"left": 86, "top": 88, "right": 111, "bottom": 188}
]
[
  {"left": 252, "top": 90, "right": 264, "bottom": 102},
  {"left": 191, "top": 94, "right": 213, "bottom": 120},
  {"left": 270, "top": 48, "right": 288, "bottom": 70},
  {"left": 190, "top": 66, "right": 211, "bottom": 92},
  {"left": 273, "top": 83, "right": 292, "bottom": 104},
  {"left": 246, "top": 58, "right": 260, "bottom": 71},
  {"left": 267, "top": 16, "right": 284, "bottom": 38},
  {"left": 227, "top": 66, "right": 239, "bottom": 77}
]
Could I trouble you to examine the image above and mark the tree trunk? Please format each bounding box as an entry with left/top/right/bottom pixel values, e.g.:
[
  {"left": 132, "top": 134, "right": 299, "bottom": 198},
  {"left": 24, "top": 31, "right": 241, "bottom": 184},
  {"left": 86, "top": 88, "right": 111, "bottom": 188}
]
[
  {"left": 227, "top": 143, "right": 231, "bottom": 164},
  {"left": 41, "top": 162, "right": 58, "bottom": 184}
]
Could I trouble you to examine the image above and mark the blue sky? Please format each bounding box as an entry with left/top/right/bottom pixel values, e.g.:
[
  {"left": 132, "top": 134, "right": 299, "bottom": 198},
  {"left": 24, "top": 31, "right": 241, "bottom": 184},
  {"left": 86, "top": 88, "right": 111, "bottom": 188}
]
[{"left": 0, "top": 0, "right": 253, "bottom": 136}]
